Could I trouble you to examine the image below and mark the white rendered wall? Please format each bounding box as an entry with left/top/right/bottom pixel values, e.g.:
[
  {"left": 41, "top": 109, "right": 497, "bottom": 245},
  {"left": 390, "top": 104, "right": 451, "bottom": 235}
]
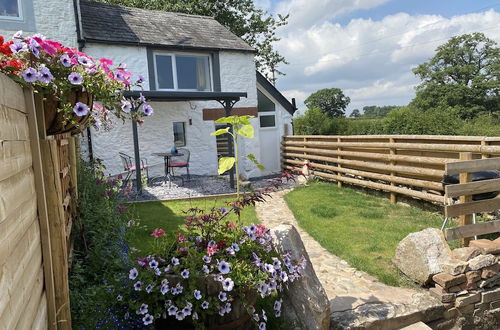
[
  {"left": 84, "top": 44, "right": 261, "bottom": 178},
  {"left": 0, "top": 0, "right": 77, "bottom": 47}
]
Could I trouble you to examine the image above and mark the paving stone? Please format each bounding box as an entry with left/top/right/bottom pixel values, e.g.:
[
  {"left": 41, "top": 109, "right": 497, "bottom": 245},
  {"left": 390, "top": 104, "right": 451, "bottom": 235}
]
[
  {"left": 432, "top": 273, "right": 466, "bottom": 289},
  {"left": 481, "top": 263, "right": 500, "bottom": 279},
  {"left": 482, "top": 287, "right": 500, "bottom": 303},
  {"left": 455, "top": 292, "right": 481, "bottom": 307},
  {"left": 468, "top": 254, "right": 497, "bottom": 271},
  {"left": 451, "top": 247, "right": 482, "bottom": 262},
  {"left": 469, "top": 239, "right": 500, "bottom": 254}
]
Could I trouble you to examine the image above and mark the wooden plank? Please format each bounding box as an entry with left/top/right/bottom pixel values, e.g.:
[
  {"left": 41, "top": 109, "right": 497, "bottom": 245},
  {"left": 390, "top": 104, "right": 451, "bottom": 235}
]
[
  {"left": 0, "top": 104, "right": 30, "bottom": 141},
  {"left": 0, "top": 167, "right": 36, "bottom": 223},
  {"left": 445, "top": 197, "right": 500, "bottom": 218},
  {"left": 26, "top": 89, "right": 57, "bottom": 330},
  {"left": 40, "top": 139, "right": 72, "bottom": 330},
  {"left": 445, "top": 178, "right": 500, "bottom": 198},
  {"left": 389, "top": 137, "right": 397, "bottom": 204},
  {"left": 0, "top": 73, "right": 26, "bottom": 113},
  {"left": 14, "top": 265, "right": 45, "bottom": 330},
  {"left": 0, "top": 140, "right": 32, "bottom": 182},
  {"left": 445, "top": 220, "right": 500, "bottom": 241},
  {"left": 458, "top": 152, "right": 473, "bottom": 247},
  {"left": 445, "top": 157, "right": 500, "bottom": 175},
  {"left": 285, "top": 134, "right": 491, "bottom": 141},
  {"left": 32, "top": 293, "right": 48, "bottom": 330}
]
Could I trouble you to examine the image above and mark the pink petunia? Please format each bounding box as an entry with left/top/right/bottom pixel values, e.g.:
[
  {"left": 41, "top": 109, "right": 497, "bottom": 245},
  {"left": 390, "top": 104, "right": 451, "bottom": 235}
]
[{"left": 151, "top": 228, "right": 165, "bottom": 238}]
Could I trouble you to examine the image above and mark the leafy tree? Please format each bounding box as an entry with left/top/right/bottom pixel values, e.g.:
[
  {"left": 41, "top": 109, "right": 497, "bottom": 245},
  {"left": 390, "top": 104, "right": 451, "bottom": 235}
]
[
  {"left": 361, "top": 105, "right": 398, "bottom": 118},
  {"left": 304, "top": 88, "right": 350, "bottom": 118},
  {"left": 350, "top": 109, "right": 361, "bottom": 118},
  {"left": 98, "top": 0, "right": 289, "bottom": 83},
  {"left": 411, "top": 33, "right": 500, "bottom": 118}
]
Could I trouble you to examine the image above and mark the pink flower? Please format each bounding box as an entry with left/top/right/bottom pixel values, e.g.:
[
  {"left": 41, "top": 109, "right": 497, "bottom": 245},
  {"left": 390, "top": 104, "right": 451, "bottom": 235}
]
[
  {"left": 177, "top": 232, "right": 187, "bottom": 243},
  {"left": 151, "top": 228, "right": 165, "bottom": 238},
  {"left": 255, "top": 224, "right": 268, "bottom": 236},
  {"left": 118, "top": 204, "right": 126, "bottom": 213},
  {"left": 207, "top": 245, "right": 218, "bottom": 256},
  {"left": 227, "top": 222, "right": 236, "bottom": 230}
]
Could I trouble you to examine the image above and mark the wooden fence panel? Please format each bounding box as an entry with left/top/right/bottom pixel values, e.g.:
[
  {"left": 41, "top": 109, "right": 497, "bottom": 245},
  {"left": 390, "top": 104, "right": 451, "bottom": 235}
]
[{"left": 282, "top": 135, "right": 500, "bottom": 205}]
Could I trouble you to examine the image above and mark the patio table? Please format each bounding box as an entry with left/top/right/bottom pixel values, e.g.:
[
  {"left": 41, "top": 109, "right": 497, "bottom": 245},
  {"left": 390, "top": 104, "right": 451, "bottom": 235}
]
[{"left": 152, "top": 152, "right": 185, "bottom": 187}]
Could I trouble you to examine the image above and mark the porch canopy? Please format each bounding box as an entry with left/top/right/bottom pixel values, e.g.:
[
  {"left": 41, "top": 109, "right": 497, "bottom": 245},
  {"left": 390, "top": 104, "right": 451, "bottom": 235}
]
[{"left": 123, "top": 90, "right": 247, "bottom": 194}]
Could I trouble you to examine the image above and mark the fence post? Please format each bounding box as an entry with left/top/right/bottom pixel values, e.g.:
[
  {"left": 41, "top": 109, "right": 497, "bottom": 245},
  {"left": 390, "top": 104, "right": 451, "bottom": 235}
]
[
  {"left": 40, "top": 139, "right": 72, "bottom": 329},
  {"left": 459, "top": 152, "right": 473, "bottom": 247},
  {"left": 481, "top": 139, "right": 490, "bottom": 159},
  {"left": 389, "top": 137, "right": 397, "bottom": 204},
  {"left": 337, "top": 137, "right": 343, "bottom": 188}
]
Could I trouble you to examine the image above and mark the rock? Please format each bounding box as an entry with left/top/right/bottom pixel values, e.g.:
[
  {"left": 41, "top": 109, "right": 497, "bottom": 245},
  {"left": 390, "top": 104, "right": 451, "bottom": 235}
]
[
  {"left": 455, "top": 292, "right": 481, "bottom": 307},
  {"left": 271, "top": 224, "right": 330, "bottom": 330},
  {"left": 466, "top": 270, "right": 481, "bottom": 283},
  {"left": 481, "top": 263, "right": 500, "bottom": 279},
  {"left": 482, "top": 287, "right": 500, "bottom": 303},
  {"left": 440, "top": 259, "right": 468, "bottom": 275},
  {"left": 479, "top": 274, "right": 500, "bottom": 288},
  {"left": 469, "top": 239, "right": 500, "bottom": 254},
  {"left": 468, "top": 254, "right": 497, "bottom": 271},
  {"left": 429, "top": 286, "right": 456, "bottom": 303},
  {"left": 432, "top": 273, "right": 466, "bottom": 289},
  {"left": 393, "top": 228, "right": 452, "bottom": 285},
  {"left": 451, "top": 247, "right": 482, "bottom": 262}
]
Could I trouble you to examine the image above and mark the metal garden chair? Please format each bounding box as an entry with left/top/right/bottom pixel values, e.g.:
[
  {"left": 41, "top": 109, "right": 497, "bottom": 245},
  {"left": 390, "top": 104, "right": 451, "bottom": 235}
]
[
  {"left": 170, "top": 148, "right": 190, "bottom": 184},
  {"left": 119, "top": 152, "right": 149, "bottom": 186}
]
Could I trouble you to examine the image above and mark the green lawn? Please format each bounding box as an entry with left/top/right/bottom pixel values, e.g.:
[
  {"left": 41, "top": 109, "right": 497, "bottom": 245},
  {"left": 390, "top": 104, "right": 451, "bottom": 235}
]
[
  {"left": 127, "top": 198, "right": 258, "bottom": 256},
  {"left": 283, "top": 182, "right": 446, "bottom": 287}
]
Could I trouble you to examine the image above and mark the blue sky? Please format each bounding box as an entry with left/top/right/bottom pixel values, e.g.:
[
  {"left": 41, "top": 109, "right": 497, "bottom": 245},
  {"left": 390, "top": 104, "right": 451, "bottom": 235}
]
[{"left": 263, "top": 0, "right": 500, "bottom": 114}]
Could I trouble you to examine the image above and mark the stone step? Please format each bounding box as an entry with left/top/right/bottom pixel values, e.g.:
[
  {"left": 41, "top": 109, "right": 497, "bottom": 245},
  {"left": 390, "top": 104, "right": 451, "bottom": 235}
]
[{"left": 399, "top": 321, "right": 432, "bottom": 329}]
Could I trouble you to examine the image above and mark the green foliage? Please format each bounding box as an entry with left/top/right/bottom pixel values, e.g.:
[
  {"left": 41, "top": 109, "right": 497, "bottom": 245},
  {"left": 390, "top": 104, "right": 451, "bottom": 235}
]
[
  {"left": 70, "top": 161, "right": 133, "bottom": 328},
  {"left": 217, "top": 157, "right": 236, "bottom": 175},
  {"left": 412, "top": 32, "right": 500, "bottom": 118},
  {"left": 304, "top": 88, "right": 350, "bottom": 117},
  {"left": 99, "top": 0, "right": 289, "bottom": 82},
  {"left": 361, "top": 105, "right": 399, "bottom": 118},
  {"left": 349, "top": 109, "right": 361, "bottom": 118}
]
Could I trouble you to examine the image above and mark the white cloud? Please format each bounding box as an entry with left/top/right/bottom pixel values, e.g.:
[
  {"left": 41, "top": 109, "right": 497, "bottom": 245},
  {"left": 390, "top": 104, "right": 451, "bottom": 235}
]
[{"left": 273, "top": 8, "right": 500, "bottom": 113}]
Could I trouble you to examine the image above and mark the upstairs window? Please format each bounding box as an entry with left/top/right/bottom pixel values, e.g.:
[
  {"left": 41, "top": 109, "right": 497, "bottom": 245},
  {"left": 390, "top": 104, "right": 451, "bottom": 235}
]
[
  {"left": 154, "top": 53, "right": 212, "bottom": 91},
  {"left": 0, "top": 0, "right": 21, "bottom": 19}
]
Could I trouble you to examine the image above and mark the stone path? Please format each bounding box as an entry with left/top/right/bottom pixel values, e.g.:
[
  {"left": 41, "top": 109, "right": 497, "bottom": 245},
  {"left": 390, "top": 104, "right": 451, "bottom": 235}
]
[{"left": 255, "top": 189, "right": 442, "bottom": 329}]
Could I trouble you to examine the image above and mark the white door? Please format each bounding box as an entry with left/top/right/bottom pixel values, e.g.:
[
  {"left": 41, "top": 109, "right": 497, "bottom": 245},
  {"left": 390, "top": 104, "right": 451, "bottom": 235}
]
[{"left": 257, "top": 90, "right": 280, "bottom": 174}]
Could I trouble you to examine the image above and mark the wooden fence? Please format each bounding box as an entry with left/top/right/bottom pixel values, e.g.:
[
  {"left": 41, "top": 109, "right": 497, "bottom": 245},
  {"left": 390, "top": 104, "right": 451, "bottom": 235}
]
[
  {"left": 282, "top": 135, "right": 500, "bottom": 205},
  {"left": 0, "top": 73, "right": 77, "bottom": 329}
]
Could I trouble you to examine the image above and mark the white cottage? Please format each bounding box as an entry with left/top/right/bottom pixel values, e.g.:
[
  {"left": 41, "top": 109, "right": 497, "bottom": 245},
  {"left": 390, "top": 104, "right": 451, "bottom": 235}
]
[{"left": 0, "top": 0, "right": 296, "bottom": 179}]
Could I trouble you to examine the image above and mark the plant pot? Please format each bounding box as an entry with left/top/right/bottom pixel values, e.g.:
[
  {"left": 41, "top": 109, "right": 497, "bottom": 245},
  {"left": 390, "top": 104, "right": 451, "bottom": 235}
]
[
  {"left": 43, "top": 90, "right": 93, "bottom": 136},
  {"left": 154, "top": 275, "right": 257, "bottom": 330}
]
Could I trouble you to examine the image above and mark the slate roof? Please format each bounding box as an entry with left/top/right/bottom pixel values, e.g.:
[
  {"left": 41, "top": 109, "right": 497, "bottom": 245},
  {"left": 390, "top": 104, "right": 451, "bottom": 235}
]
[{"left": 78, "top": 1, "right": 255, "bottom": 53}]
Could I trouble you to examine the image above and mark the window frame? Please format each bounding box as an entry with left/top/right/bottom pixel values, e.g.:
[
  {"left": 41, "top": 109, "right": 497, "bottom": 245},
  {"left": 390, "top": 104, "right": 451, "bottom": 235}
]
[
  {"left": 0, "top": 0, "right": 23, "bottom": 21},
  {"left": 173, "top": 121, "right": 187, "bottom": 147},
  {"left": 153, "top": 51, "right": 214, "bottom": 92},
  {"left": 257, "top": 89, "right": 277, "bottom": 129}
]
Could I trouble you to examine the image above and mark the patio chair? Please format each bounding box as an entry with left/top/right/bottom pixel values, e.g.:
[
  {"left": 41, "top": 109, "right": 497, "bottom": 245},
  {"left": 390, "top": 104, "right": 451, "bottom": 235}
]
[
  {"left": 170, "top": 148, "right": 190, "bottom": 181},
  {"left": 119, "top": 152, "right": 149, "bottom": 186}
]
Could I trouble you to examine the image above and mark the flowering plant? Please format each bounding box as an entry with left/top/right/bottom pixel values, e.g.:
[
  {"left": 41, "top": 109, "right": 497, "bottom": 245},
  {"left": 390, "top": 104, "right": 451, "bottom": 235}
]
[
  {"left": 121, "top": 197, "right": 306, "bottom": 329},
  {"left": 0, "top": 32, "right": 152, "bottom": 131}
]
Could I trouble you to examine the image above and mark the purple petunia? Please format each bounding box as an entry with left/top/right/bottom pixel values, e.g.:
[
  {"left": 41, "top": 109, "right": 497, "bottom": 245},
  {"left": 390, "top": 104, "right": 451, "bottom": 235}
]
[
  {"left": 121, "top": 100, "right": 132, "bottom": 113},
  {"left": 171, "top": 257, "right": 180, "bottom": 266},
  {"left": 218, "top": 291, "right": 227, "bottom": 302},
  {"left": 232, "top": 243, "right": 240, "bottom": 252},
  {"left": 194, "top": 290, "right": 202, "bottom": 300},
  {"left": 202, "top": 265, "right": 210, "bottom": 274},
  {"left": 21, "top": 68, "right": 38, "bottom": 83},
  {"left": 181, "top": 269, "right": 190, "bottom": 279},
  {"left": 139, "top": 303, "right": 148, "bottom": 315},
  {"left": 142, "top": 104, "right": 153, "bottom": 116},
  {"left": 146, "top": 284, "right": 153, "bottom": 293},
  {"left": 182, "top": 305, "right": 192, "bottom": 316},
  {"left": 139, "top": 92, "right": 146, "bottom": 102},
  {"left": 29, "top": 38, "right": 39, "bottom": 58},
  {"left": 134, "top": 281, "right": 142, "bottom": 291},
  {"left": 142, "top": 314, "right": 153, "bottom": 326},
  {"left": 73, "top": 102, "right": 89, "bottom": 116},
  {"left": 202, "top": 255, "right": 211, "bottom": 263},
  {"left": 10, "top": 40, "right": 26, "bottom": 53},
  {"left": 78, "top": 56, "right": 93, "bottom": 67},
  {"left": 218, "top": 261, "right": 231, "bottom": 274},
  {"left": 160, "top": 284, "right": 169, "bottom": 295},
  {"left": 201, "top": 301, "right": 209, "bottom": 309},
  {"left": 280, "top": 271, "right": 288, "bottom": 282},
  {"left": 274, "top": 299, "right": 282, "bottom": 311},
  {"left": 222, "top": 278, "right": 234, "bottom": 292},
  {"left": 68, "top": 72, "right": 83, "bottom": 85},
  {"left": 176, "top": 310, "right": 185, "bottom": 321},
  {"left": 60, "top": 54, "right": 72, "bottom": 67},
  {"left": 168, "top": 306, "right": 178, "bottom": 316},
  {"left": 137, "top": 75, "right": 145, "bottom": 84},
  {"left": 149, "top": 259, "right": 158, "bottom": 269},
  {"left": 259, "top": 322, "right": 266, "bottom": 330},
  {"left": 129, "top": 268, "right": 138, "bottom": 280},
  {"left": 258, "top": 283, "right": 268, "bottom": 297}
]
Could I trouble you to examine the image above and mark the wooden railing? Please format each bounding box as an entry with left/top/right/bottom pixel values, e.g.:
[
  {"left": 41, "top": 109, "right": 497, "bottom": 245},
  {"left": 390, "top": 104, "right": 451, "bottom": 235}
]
[
  {"left": 281, "top": 135, "right": 500, "bottom": 205},
  {"left": 444, "top": 154, "right": 500, "bottom": 246}
]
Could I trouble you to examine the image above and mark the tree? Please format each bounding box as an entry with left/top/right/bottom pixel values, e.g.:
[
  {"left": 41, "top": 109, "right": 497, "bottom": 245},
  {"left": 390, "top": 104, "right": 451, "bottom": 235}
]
[
  {"left": 98, "top": 0, "right": 289, "bottom": 83},
  {"left": 304, "top": 88, "right": 350, "bottom": 118},
  {"left": 350, "top": 109, "right": 361, "bottom": 118},
  {"left": 361, "top": 105, "right": 398, "bottom": 118},
  {"left": 411, "top": 33, "right": 500, "bottom": 118}
]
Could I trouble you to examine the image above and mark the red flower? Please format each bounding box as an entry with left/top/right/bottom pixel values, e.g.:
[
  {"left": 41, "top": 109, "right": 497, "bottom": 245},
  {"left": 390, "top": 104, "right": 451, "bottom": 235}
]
[
  {"left": 0, "top": 41, "right": 13, "bottom": 56},
  {"left": 0, "top": 36, "right": 4, "bottom": 45},
  {"left": 217, "top": 240, "right": 226, "bottom": 249},
  {"left": 151, "top": 228, "right": 165, "bottom": 238},
  {"left": 117, "top": 204, "right": 126, "bottom": 213}
]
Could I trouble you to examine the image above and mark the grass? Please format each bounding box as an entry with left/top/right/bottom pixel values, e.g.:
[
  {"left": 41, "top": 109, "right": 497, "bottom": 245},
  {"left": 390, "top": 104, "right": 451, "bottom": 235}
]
[
  {"left": 283, "top": 181, "right": 446, "bottom": 288},
  {"left": 126, "top": 197, "right": 258, "bottom": 256}
]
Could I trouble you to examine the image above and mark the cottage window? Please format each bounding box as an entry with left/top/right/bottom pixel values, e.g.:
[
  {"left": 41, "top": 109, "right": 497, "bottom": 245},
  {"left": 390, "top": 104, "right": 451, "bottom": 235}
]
[
  {"left": 257, "top": 90, "right": 276, "bottom": 128},
  {"left": 0, "top": 0, "right": 21, "bottom": 19},
  {"left": 154, "top": 53, "right": 212, "bottom": 91},
  {"left": 173, "top": 122, "right": 186, "bottom": 147}
]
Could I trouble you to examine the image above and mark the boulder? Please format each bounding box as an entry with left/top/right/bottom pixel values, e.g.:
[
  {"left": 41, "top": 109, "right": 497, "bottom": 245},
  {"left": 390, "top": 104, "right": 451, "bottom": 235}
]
[
  {"left": 393, "top": 228, "right": 452, "bottom": 285},
  {"left": 451, "top": 247, "right": 482, "bottom": 262},
  {"left": 272, "top": 224, "right": 330, "bottom": 330}
]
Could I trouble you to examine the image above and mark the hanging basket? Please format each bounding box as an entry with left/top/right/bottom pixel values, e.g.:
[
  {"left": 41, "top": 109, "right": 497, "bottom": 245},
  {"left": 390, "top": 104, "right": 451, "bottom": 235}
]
[{"left": 43, "top": 90, "right": 93, "bottom": 136}]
